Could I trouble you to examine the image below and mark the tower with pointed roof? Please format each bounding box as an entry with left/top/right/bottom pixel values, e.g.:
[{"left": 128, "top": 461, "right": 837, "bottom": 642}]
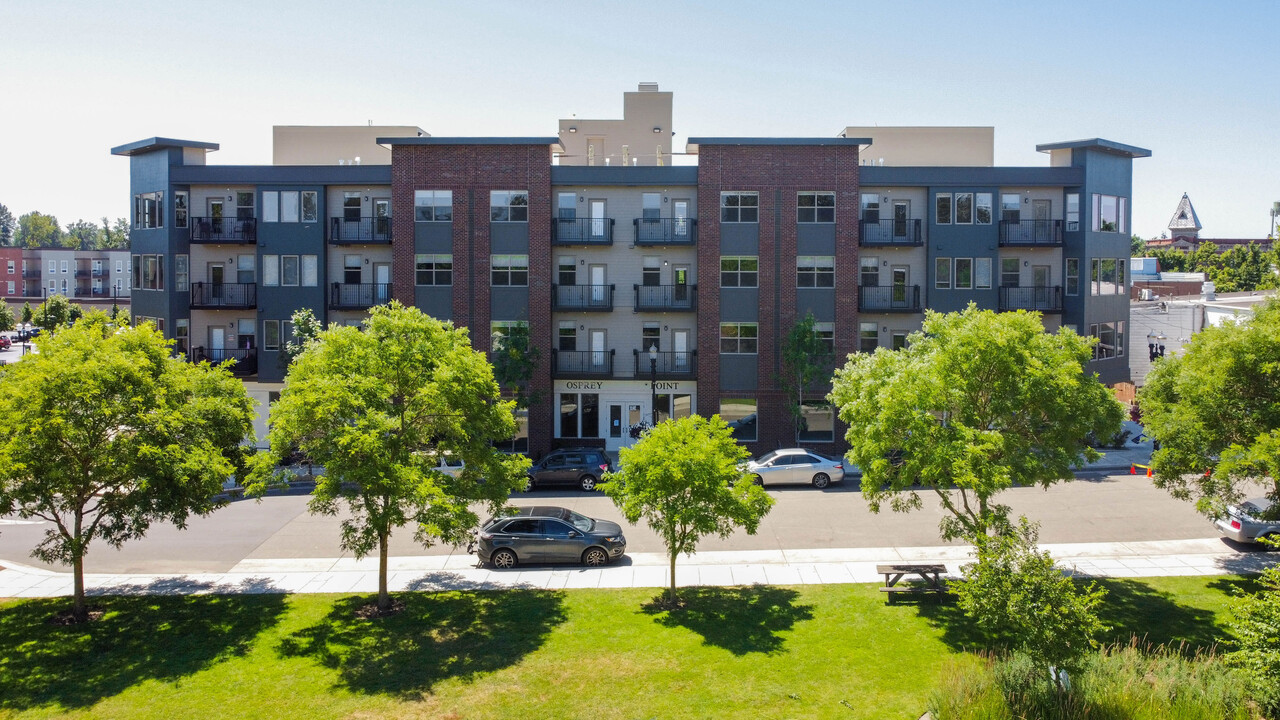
[{"left": 1168, "top": 192, "right": 1202, "bottom": 244}]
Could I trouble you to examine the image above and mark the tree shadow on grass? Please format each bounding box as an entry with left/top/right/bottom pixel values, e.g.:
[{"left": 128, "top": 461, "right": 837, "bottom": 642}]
[
  {"left": 0, "top": 590, "right": 287, "bottom": 712},
  {"left": 277, "top": 589, "right": 566, "bottom": 699},
  {"left": 642, "top": 586, "right": 813, "bottom": 656}
]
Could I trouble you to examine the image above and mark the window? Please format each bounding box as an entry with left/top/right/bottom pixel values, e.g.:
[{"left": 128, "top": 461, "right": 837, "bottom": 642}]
[
  {"left": 1091, "top": 321, "right": 1126, "bottom": 359},
  {"left": 642, "top": 323, "right": 660, "bottom": 352},
  {"left": 415, "top": 190, "right": 453, "bottom": 222},
  {"left": 491, "top": 321, "right": 527, "bottom": 352},
  {"left": 798, "top": 403, "right": 834, "bottom": 443},
  {"left": 1092, "top": 257, "right": 1124, "bottom": 295},
  {"left": 490, "top": 191, "right": 528, "bottom": 222},
  {"left": 6, "top": 260, "right": 13, "bottom": 274},
  {"left": 1001, "top": 258, "right": 1020, "bottom": 287},
  {"left": 175, "top": 254, "right": 189, "bottom": 292},
  {"left": 281, "top": 255, "right": 300, "bottom": 286},
  {"left": 954, "top": 258, "right": 973, "bottom": 289},
  {"left": 975, "top": 193, "right": 993, "bottom": 224},
  {"left": 61, "top": 260, "right": 68, "bottom": 274},
  {"left": 814, "top": 322, "right": 835, "bottom": 354},
  {"left": 302, "top": 191, "right": 318, "bottom": 222},
  {"left": 264, "top": 320, "right": 281, "bottom": 351},
  {"left": 1001, "top": 194, "right": 1021, "bottom": 223},
  {"left": 1092, "top": 194, "right": 1127, "bottom": 233},
  {"left": 559, "top": 392, "right": 601, "bottom": 439},
  {"left": 174, "top": 319, "right": 189, "bottom": 355},
  {"left": 236, "top": 192, "right": 254, "bottom": 220},
  {"left": 133, "top": 191, "right": 163, "bottom": 229},
  {"left": 115, "top": 260, "right": 122, "bottom": 273},
  {"left": 1066, "top": 193, "right": 1080, "bottom": 231},
  {"left": 415, "top": 254, "right": 453, "bottom": 285},
  {"left": 720, "top": 192, "right": 758, "bottom": 223},
  {"left": 642, "top": 192, "right": 661, "bottom": 220},
  {"left": 935, "top": 193, "right": 952, "bottom": 224},
  {"left": 797, "top": 192, "right": 835, "bottom": 223},
  {"left": 720, "top": 256, "right": 758, "bottom": 287},
  {"left": 891, "top": 332, "right": 908, "bottom": 350},
  {"left": 343, "top": 192, "right": 361, "bottom": 222},
  {"left": 491, "top": 254, "right": 529, "bottom": 286},
  {"left": 796, "top": 256, "right": 834, "bottom": 288},
  {"left": 301, "top": 255, "right": 317, "bottom": 287},
  {"left": 859, "top": 322, "right": 879, "bottom": 353},
  {"left": 955, "top": 193, "right": 973, "bottom": 224},
  {"left": 262, "top": 255, "right": 279, "bottom": 286},
  {"left": 1066, "top": 258, "right": 1080, "bottom": 296},
  {"left": 860, "top": 257, "right": 879, "bottom": 287},
  {"left": 557, "top": 256, "right": 576, "bottom": 286},
  {"left": 262, "top": 191, "right": 279, "bottom": 223},
  {"left": 131, "top": 254, "right": 164, "bottom": 290},
  {"left": 720, "top": 323, "right": 758, "bottom": 354},
  {"left": 280, "top": 191, "right": 300, "bottom": 223},
  {"left": 935, "top": 258, "right": 951, "bottom": 289},
  {"left": 861, "top": 193, "right": 880, "bottom": 222},
  {"left": 721, "top": 399, "right": 757, "bottom": 442},
  {"left": 558, "top": 322, "right": 576, "bottom": 352},
  {"left": 642, "top": 256, "right": 660, "bottom": 286},
  {"left": 48, "top": 260, "right": 55, "bottom": 273},
  {"left": 975, "top": 257, "right": 992, "bottom": 289},
  {"left": 5, "top": 281, "right": 13, "bottom": 294},
  {"left": 174, "top": 191, "right": 188, "bottom": 228}
]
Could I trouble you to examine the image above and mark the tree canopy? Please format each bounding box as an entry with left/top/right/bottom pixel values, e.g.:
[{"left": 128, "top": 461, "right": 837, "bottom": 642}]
[
  {"left": 1139, "top": 297, "right": 1280, "bottom": 518},
  {"left": 0, "top": 313, "right": 255, "bottom": 621},
  {"left": 779, "top": 311, "right": 833, "bottom": 442},
  {"left": 14, "top": 211, "right": 68, "bottom": 248},
  {"left": 831, "top": 305, "right": 1124, "bottom": 540},
  {"left": 0, "top": 203, "right": 14, "bottom": 246},
  {"left": 31, "top": 294, "right": 82, "bottom": 333},
  {"left": 602, "top": 415, "right": 773, "bottom": 603},
  {"left": 250, "top": 302, "right": 529, "bottom": 612}
]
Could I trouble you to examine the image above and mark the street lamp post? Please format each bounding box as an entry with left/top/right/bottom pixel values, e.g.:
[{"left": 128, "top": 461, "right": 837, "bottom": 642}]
[
  {"left": 648, "top": 344, "right": 658, "bottom": 427},
  {"left": 1146, "top": 331, "right": 1166, "bottom": 362}
]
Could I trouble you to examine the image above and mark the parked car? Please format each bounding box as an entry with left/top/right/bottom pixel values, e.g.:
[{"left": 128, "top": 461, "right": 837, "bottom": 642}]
[
  {"left": 0, "top": 335, "right": 10, "bottom": 350},
  {"left": 423, "top": 452, "right": 464, "bottom": 478},
  {"left": 745, "top": 448, "right": 846, "bottom": 489},
  {"left": 472, "top": 505, "right": 626, "bottom": 568},
  {"left": 726, "top": 413, "right": 757, "bottom": 440},
  {"left": 526, "top": 447, "right": 613, "bottom": 492},
  {"left": 1215, "top": 498, "right": 1280, "bottom": 546}
]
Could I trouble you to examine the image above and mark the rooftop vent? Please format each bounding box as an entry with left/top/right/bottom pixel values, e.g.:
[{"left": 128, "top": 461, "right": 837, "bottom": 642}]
[{"left": 637, "top": 82, "right": 659, "bottom": 92}]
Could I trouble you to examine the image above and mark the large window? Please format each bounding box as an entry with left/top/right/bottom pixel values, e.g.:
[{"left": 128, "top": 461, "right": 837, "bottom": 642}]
[
  {"left": 133, "top": 191, "right": 163, "bottom": 229},
  {"left": 415, "top": 190, "right": 453, "bottom": 222},
  {"left": 859, "top": 322, "right": 878, "bottom": 353},
  {"left": 935, "top": 193, "right": 952, "bottom": 225},
  {"left": 1066, "top": 193, "right": 1080, "bottom": 231},
  {"left": 860, "top": 257, "right": 879, "bottom": 287},
  {"left": 558, "top": 256, "right": 576, "bottom": 285},
  {"left": 974, "top": 257, "right": 992, "bottom": 289},
  {"left": 1090, "top": 321, "right": 1126, "bottom": 359},
  {"left": 797, "top": 192, "right": 835, "bottom": 223},
  {"left": 131, "top": 254, "right": 164, "bottom": 290},
  {"left": 491, "top": 321, "right": 528, "bottom": 352},
  {"left": 934, "top": 192, "right": 991, "bottom": 224},
  {"left": 236, "top": 192, "right": 254, "bottom": 220},
  {"left": 262, "top": 255, "right": 279, "bottom": 286},
  {"left": 175, "top": 254, "right": 189, "bottom": 292},
  {"left": 954, "top": 258, "right": 973, "bottom": 289},
  {"left": 175, "top": 319, "right": 189, "bottom": 355},
  {"left": 720, "top": 256, "right": 758, "bottom": 287},
  {"left": 415, "top": 254, "right": 452, "bottom": 285},
  {"left": 1001, "top": 258, "right": 1020, "bottom": 287},
  {"left": 798, "top": 403, "right": 834, "bottom": 443},
  {"left": 721, "top": 399, "right": 757, "bottom": 442},
  {"left": 797, "top": 256, "right": 835, "bottom": 288},
  {"left": 975, "top": 193, "right": 993, "bottom": 224},
  {"left": 1001, "top": 194, "right": 1021, "bottom": 223},
  {"left": 491, "top": 254, "right": 529, "bottom": 286},
  {"left": 559, "top": 393, "right": 600, "bottom": 439},
  {"left": 281, "top": 256, "right": 300, "bottom": 286},
  {"left": 814, "top": 322, "right": 835, "bottom": 354},
  {"left": 720, "top": 323, "right": 758, "bottom": 354},
  {"left": 861, "top": 193, "right": 880, "bottom": 222},
  {"left": 935, "top": 258, "right": 951, "bottom": 289},
  {"left": 264, "top": 320, "right": 281, "bottom": 351},
  {"left": 260, "top": 255, "right": 316, "bottom": 287},
  {"left": 955, "top": 193, "right": 973, "bottom": 224},
  {"left": 1092, "top": 194, "right": 1127, "bottom": 233},
  {"left": 720, "top": 192, "right": 758, "bottom": 223},
  {"left": 174, "top": 191, "right": 188, "bottom": 229},
  {"left": 1066, "top": 258, "right": 1080, "bottom": 296},
  {"left": 1091, "top": 257, "right": 1126, "bottom": 295},
  {"left": 261, "top": 191, "right": 316, "bottom": 223},
  {"left": 490, "top": 191, "right": 528, "bottom": 222},
  {"left": 558, "top": 321, "right": 576, "bottom": 351}
]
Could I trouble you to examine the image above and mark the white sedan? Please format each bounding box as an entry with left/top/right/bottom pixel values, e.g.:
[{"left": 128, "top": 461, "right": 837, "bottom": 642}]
[{"left": 745, "top": 449, "right": 847, "bottom": 489}]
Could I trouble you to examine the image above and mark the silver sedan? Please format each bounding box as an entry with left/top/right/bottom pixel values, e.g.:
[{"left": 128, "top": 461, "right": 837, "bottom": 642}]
[
  {"left": 1215, "top": 498, "right": 1279, "bottom": 546},
  {"left": 745, "top": 449, "right": 846, "bottom": 489}
]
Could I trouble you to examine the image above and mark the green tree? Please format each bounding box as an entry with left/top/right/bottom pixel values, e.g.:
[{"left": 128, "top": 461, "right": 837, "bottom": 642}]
[
  {"left": 1140, "top": 298, "right": 1280, "bottom": 518},
  {"left": 31, "top": 294, "right": 81, "bottom": 333},
  {"left": 14, "top": 211, "right": 63, "bottom": 248},
  {"left": 20, "top": 301, "right": 33, "bottom": 324},
  {"left": 1131, "top": 234, "right": 1146, "bottom": 256},
  {"left": 280, "top": 307, "right": 324, "bottom": 367},
  {"left": 97, "top": 217, "right": 130, "bottom": 249},
  {"left": 601, "top": 415, "right": 773, "bottom": 604},
  {"left": 955, "top": 518, "right": 1108, "bottom": 690},
  {"left": 65, "top": 219, "right": 101, "bottom": 250},
  {"left": 491, "top": 322, "right": 541, "bottom": 450},
  {"left": 831, "top": 305, "right": 1123, "bottom": 541},
  {"left": 1149, "top": 247, "right": 1188, "bottom": 273},
  {"left": 0, "top": 303, "right": 14, "bottom": 332},
  {"left": 0, "top": 314, "right": 255, "bottom": 621},
  {"left": 0, "top": 203, "right": 14, "bottom": 246},
  {"left": 250, "top": 302, "right": 529, "bottom": 613},
  {"left": 1226, "top": 562, "right": 1280, "bottom": 714},
  {"left": 779, "top": 311, "right": 833, "bottom": 442}
]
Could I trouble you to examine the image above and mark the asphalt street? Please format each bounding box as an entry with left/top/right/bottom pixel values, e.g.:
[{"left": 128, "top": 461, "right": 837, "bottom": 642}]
[{"left": 0, "top": 472, "right": 1226, "bottom": 574}]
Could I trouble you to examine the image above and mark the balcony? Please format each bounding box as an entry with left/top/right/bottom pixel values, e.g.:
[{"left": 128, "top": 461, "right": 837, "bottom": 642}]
[
  {"left": 329, "top": 216, "right": 392, "bottom": 244},
  {"left": 859, "top": 285, "right": 922, "bottom": 313},
  {"left": 552, "top": 218, "right": 614, "bottom": 246},
  {"left": 73, "top": 288, "right": 126, "bottom": 299},
  {"left": 999, "top": 219, "right": 1063, "bottom": 247},
  {"left": 633, "top": 350, "right": 698, "bottom": 380},
  {"left": 190, "top": 217, "right": 257, "bottom": 244},
  {"left": 330, "top": 283, "right": 392, "bottom": 310},
  {"left": 75, "top": 269, "right": 91, "bottom": 278},
  {"left": 551, "top": 349, "right": 614, "bottom": 379},
  {"left": 190, "top": 282, "right": 257, "bottom": 309},
  {"left": 189, "top": 347, "right": 257, "bottom": 377},
  {"left": 860, "top": 218, "right": 923, "bottom": 246},
  {"left": 22, "top": 269, "right": 41, "bottom": 278},
  {"left": 633, "top": 217, "right": 698, "bottom": 246},
  {"left": 999, "top": 286, "right": 1063, "bottom": 313},
  {"left": 634, "top": 284, "right": 697, "bottom": 312},
  {"left": 552, "top": 284, "right": 614, "bottom": 312}
]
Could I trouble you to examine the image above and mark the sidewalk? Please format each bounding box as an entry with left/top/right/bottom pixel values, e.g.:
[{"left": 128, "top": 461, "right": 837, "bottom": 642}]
[{"left": 2, "top": 538, "right": 1273, "bottom": 599}]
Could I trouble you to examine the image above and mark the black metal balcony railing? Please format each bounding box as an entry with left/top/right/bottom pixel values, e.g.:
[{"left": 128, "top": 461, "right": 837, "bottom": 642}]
[
  {"left": 330, "top": 283, "right": 392, "bottom": 309},
  {"left": 75, "top": 269, "right": 91, "bottom": 278},
  {"left": 552, "top": 218, "right": 614, "bottom": 245},
  {"left": 634, "top": 284, "right": 697, "bottom": 312},
  {"left": 92, "top": 268, "right": 107, "bottom": 277},
  {"left": 552, "top": 284, "right": 614, "bottom": 312},
  {"left": 189, "top": 347, "right": 257, "bottom": 377},
  {"left": 633, "top": 349, "right": 698, "bottom": 379},
  {"left": 860, "top": 218, "right": 923, "bottom": 246},
  {"left": 329, "top": 216, "right": 392, "bottom": 244},
  {"left": 551, "top": 349, "right": 615, "bottom": 378},
  {"left": 22, "top": 269, "right": 41, "bottom": 278},
  {"left": 190, "top": 282, "right": 257, "bottom": 308},
  {"left": 859, "top": 285, "right": 923, "bottom": 312},
  {"left": 999, "top": 219, "right": 1063, "bottom": 246},
  {"left": 190, "top": 217, "right": 257, "bottom": 243},
  {"left": 999, "top": 286, "right": 1063, "bottom": 312},
  {"left": 633, "top": 217, "right": 698, "bottom": 246},
  {"left": 73, "top": 288, "right": 125, "bottom": 298}
]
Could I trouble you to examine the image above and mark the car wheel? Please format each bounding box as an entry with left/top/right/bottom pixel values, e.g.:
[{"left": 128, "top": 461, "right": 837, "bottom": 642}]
[
  {"left": 491, "top": 548, "right": 517, "bottom": 569},
  {"left": 579, "top": 474, "right": 598, "bottom": 492},
  {"left": 812, "top": 472, "right": 831, "bottom": 489},
  {"left": 582, "top": 547, "right": 609, "bottom": 567},
  {"left": 753, "top": 475, "right": 764, "bottom": 487}
]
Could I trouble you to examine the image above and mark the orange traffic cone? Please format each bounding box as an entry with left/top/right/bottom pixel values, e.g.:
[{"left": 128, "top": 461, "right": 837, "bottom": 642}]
[
  {"left": 1146, "top": 466, "right": 1153, "bottom": 477},
  {"left": 1130, "top": 465, "right": 1137, "bottom": 475}
]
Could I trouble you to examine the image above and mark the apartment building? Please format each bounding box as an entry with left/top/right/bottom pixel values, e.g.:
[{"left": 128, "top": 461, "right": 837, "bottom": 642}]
[
  {"left": 112, "top": 84, "right": 1148, "bottom": 455},
  {"left": 0, "top": 247, "right": 130, "bottom": 306}
]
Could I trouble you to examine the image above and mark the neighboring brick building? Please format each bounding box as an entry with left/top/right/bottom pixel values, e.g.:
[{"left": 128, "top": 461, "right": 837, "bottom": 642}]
[{"left": 112, "top": 84, "right": 1149, "bottom": 456}]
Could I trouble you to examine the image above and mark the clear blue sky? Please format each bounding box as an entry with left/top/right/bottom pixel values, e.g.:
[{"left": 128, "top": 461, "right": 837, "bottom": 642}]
[{"left": 1, "top": 0, "right": 1276, "bottom": 239}]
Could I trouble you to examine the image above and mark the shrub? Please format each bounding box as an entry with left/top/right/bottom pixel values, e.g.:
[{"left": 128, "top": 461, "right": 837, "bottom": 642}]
[{"left": 1226, "top": 565, "right": 1280, "bottom": 715}]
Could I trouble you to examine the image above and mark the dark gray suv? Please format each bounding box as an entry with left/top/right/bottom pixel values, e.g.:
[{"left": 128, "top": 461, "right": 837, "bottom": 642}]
[
  {"left": 526, "top": 448, "right": 613, "bottom": 492},
  {"left": 472, "top": 506, "right": 626, "bottom": 568}
]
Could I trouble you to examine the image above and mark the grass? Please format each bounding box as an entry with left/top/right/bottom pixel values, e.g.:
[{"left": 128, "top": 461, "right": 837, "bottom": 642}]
[{"left": 0, "top": 576, "right": 1253, "bottom": 719}]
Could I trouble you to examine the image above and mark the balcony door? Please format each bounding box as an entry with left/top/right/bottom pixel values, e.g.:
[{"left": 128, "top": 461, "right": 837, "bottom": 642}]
[
  {"left": 1033, "top": 199, "right": 1051, "bottom": 244},
  {"left": 374, "top": 199, "right": 391, "bottom": 240},
  {"left": 589, "top": 199, "right": 606, "bottom": 239},
  {"left": 590, "top": 329, "right": 607, "bottom": 370},
  {"left": 589, "top": 264, "right": 606, "bottom": 306},
  {"left": 1033, "top": 265, "right": 1051, "bottom": 308},
  {"left": 673, "top": 265, "right": 689, "bottom": 304},
  {"left": 207, "top": 199, "right": 224, "bottom": 235},
  {"left": 208, "top": 263, "right": 224, "bottom": 300},
  {"left": 374, "top": 263, "right": 391, "bottom": 304},
  {"left": 673, "top": 329, "right": 690, "bottom": 370},
  {"left": 893, "top": 200, "right": 910, "bottom": 238},
  {"left": 891, "top": 266, "right": 909, "bottom": 308},
  {"left": 209, "top": 327, "right": 225, "bottom": 360},
  {"left": 673, "top": 200, "right": 689, "bottom": 237}
]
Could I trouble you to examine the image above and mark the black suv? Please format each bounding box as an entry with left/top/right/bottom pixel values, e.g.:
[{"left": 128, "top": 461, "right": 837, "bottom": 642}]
[{"left": 526, "top": 448, "right": 613, "bottom": 492}]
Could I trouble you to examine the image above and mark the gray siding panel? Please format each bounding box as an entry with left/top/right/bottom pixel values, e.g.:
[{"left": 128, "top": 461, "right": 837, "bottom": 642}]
[
  {"left": 720, "top": 224, "right": 759, "bottom": 255},
  {"left": 796, "top": 289, "right": 835, "bottom": 322},
  {"left": 414, "top": 223, "right": 454, "bottom": 253},
  {"left": 796, "top": 224, "right": 836, "bottom": 255},
  {"left": 415, "top": 286, "right": 453, "bottom": 321},
  {"left": 719, "top": 355, "right": 758, "bottom": 391},
  {"left": 720, "top": 288, "right": 760, "bottom": 322},
  {"left": 491, "top": 223, "right": 530, "bottom": 254},
  {"left": 490, "top": 287, "right": 530, "bottom": 321}
]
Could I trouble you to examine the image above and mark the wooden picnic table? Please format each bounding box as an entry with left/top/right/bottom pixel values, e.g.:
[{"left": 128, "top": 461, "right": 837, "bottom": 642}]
[{"left": 876, "top": 563, "right": 948, "bottom": 602}]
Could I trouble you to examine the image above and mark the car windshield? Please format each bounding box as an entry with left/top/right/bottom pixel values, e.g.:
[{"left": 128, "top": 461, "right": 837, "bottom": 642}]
[{"left": 563, "top": 508, "right": 594, "bottom": 532}]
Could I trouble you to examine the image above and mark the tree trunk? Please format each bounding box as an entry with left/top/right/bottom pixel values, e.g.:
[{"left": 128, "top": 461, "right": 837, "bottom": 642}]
[
  {"left": 72, "top": 553, "right": 87, "bottom": 622},
  {"left": 668, "top": 550, "right": 678, "bottom": 603},
  {"left": 377, "top": 531, "right": 389, "bottom": 611}
]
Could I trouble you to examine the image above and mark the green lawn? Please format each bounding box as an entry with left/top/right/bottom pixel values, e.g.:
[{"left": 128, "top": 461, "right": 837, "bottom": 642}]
[{"left": 0, "top": 576, "right": 1251, "bottom": 720}]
